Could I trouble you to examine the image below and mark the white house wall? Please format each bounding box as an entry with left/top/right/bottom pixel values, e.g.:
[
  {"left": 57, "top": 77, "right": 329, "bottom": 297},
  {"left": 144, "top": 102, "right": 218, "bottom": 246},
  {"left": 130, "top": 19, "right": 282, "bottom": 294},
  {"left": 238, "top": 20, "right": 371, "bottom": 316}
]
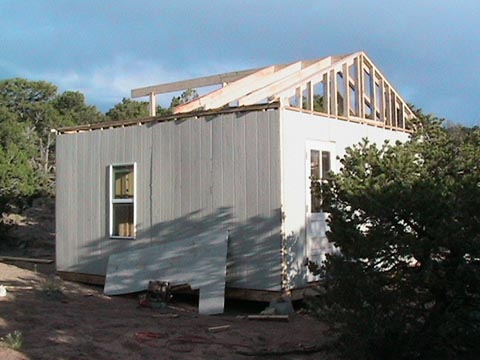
[
  {"left": 56, "top": 109, "right": 283, "bottom": 291},
  {"left": 281, "top": 109, "right": 410, "bottom": 288}
]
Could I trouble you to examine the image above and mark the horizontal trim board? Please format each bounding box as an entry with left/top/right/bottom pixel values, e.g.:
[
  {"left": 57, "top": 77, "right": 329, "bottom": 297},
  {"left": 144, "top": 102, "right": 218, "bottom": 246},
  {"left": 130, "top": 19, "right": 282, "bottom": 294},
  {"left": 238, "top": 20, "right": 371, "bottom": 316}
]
[{"left": 55, "top": 103, "right": 280, "bottom": 134}]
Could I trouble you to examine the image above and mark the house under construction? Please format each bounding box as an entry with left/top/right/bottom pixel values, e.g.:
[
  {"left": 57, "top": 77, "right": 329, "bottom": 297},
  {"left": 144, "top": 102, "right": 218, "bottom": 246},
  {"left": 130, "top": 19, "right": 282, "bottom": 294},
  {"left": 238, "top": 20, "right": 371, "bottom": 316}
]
[{"left": 55, "top": 51, "right": 413, "bottom": 302}]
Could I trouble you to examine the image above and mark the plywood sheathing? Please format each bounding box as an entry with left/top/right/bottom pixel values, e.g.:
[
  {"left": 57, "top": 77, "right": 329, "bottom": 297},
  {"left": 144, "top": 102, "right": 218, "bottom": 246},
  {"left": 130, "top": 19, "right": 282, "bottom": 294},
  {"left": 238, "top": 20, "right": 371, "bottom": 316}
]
[{"left": 104, "top": 231, "right": 228, "bottom": 315}]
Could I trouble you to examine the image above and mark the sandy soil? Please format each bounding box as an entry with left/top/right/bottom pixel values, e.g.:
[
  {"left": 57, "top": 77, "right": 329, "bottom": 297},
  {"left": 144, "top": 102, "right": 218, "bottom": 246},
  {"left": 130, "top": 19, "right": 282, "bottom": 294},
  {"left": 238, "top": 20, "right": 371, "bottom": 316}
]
[{"left": 0, "top": 262, "right": 336, "bottom": 360}]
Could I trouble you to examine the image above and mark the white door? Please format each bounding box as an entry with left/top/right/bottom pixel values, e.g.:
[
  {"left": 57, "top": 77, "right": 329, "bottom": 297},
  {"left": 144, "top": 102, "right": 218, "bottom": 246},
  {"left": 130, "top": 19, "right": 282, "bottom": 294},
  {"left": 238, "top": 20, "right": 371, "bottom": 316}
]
[{"left": 305, "top": 141, "right": 337, "bottom": 281}]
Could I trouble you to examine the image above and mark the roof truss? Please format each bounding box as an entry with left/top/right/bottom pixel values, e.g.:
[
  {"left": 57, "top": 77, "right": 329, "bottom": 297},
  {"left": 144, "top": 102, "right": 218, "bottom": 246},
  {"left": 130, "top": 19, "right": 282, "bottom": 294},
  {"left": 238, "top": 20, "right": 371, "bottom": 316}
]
[{"left": 131, "top": 51, "right": 414, "bottom": 131}]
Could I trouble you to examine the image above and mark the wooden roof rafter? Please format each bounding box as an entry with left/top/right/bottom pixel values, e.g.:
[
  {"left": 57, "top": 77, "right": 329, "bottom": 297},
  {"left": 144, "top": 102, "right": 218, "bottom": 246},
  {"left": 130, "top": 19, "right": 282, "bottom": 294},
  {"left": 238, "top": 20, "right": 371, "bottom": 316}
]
[
  {"left": 130, "top": 51, "right": 414, "bottom": 131},
  {"left": 173, "top": 59, "right": 321, "bottom": 114}
]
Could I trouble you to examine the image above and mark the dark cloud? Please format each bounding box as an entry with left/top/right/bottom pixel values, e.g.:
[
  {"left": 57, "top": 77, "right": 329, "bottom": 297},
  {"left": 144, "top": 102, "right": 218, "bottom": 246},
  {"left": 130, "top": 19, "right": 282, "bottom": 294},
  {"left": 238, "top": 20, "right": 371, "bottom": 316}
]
[{"left": 0, "top": 0, "right": 478, "bottom": 124}]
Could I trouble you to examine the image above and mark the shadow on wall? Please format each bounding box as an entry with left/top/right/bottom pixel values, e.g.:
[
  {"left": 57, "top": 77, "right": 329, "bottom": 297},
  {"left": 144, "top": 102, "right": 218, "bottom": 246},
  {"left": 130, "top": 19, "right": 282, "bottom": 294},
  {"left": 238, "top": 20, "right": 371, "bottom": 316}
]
[
  {"left": 283, "top": 227, "right": 309, "bottom": 289},
  {"left": 71, "top": 206, "right": 283, "bottom": 292}
]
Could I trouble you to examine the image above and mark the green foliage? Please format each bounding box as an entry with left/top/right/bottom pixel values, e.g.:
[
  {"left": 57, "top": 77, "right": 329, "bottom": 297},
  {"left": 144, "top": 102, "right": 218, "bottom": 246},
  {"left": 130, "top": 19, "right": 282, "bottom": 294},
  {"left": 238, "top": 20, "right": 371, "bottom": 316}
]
[
  {"left": 315, "top": 112, "right": 480, "bottom": 359},
  {"left": 52, "top": 91, "right": 105, "bottom": 126},
  {"left": 170, "top": 88, "right": 199, "bottom": 108},
  {"left": 0, "top": 78, "right": 108, "bottom": 241},
  {"left": 106, "top": 98, "right": 151, "bottom": 121},
  {"left": 41, "top": 276, "right": 65, "bottom": 300},
  {"left": 106, "top": 97, "right": 172, "bottom": 121},
  {"left": 0, "top": 330, "right": 24, "bottom": 351}
]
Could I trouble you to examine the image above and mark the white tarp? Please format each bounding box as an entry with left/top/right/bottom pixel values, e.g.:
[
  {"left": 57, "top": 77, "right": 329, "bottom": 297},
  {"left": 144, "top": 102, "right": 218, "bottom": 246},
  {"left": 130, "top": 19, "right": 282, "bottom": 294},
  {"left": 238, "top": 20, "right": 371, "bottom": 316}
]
[{"left": 104, "top": 230, "right": 228, "bottom": 315}]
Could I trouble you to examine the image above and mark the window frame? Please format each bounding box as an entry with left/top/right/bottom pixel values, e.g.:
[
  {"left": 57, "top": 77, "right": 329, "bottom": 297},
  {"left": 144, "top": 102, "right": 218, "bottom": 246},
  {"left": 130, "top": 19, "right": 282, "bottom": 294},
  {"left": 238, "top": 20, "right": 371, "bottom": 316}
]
[
  {"left": 306, "top": 140, "right": 336, "bottom": 215},
  {"left": 109, "top": 162, "right": 137, "bottom": 239}
]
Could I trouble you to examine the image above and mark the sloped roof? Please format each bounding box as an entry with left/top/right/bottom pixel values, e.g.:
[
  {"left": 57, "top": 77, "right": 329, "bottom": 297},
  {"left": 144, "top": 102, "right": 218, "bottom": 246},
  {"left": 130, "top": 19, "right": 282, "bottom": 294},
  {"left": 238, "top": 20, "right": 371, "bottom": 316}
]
[{"left": 132, "top": 51, "right": 414, "bottom": 131}]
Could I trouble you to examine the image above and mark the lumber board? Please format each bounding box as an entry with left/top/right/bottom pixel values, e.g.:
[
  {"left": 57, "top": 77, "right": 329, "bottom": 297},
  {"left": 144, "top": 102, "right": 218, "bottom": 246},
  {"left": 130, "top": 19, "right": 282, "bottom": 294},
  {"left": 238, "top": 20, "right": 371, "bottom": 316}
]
[
  {"left": 57, "top": 271, "right": 106, "bottom": 285},
  {"left": 247, "top": 315, "right": 289, "bottom": 322},
  {"left": 0, "top": 256, "right": 54, "bottom": 264},
  {"left": 56, "top": 103, "right": 280, "bottom": 134},
  {"left": 238, "top": 57, "right": 333, "bottom": 107},
  {"left": 174, "top": 61, "right": 318, "bottom": 114},
  {"left": 131, "top": 68, "right": 265, "bottom": 98},
  {"left": 208, "top": 325, "right": 231, "bottom": 333}
]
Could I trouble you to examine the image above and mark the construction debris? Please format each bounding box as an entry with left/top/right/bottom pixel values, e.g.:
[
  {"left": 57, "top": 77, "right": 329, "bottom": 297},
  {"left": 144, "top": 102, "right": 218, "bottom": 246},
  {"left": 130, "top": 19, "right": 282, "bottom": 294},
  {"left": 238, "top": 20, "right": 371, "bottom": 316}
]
[
  {"left": 260, "top": 295, "right": 295, "bottom": 315},
  {"left": 236, "top": 342, "right": 334, "bottom": 357},
  {"left": 247, "top": 315, "right": 289, "bottom": 322},
  {"left": 208, "top": 325, "right": 231, "bottom": 333},
  {"left": 151, "top": 313, "right": 179, "bottom": 319},
  {"left": 0, "top": 256, "right": 54, "bottom": 264}
]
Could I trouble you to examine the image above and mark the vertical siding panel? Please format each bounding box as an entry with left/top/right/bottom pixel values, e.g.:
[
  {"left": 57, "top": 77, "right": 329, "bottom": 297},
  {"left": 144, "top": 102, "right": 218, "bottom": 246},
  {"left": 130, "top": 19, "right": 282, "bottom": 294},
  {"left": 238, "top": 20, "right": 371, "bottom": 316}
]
[
  {"left": 151, "top": 124, "right": 161, "bottom": 230},
  {"left": 75, "top": 133, "right": 88, "bottom": 269},
  {"left": 233, "top": 114, "right": 247, "bottom": 223},
  {"left": 221, "top": 114, "right": 235, "bottom": 210},
  {"left": 233, "top": 113, "right": 247, "bottom": 287},
  {"left": 212, "top": 116, "right": 223, "bottom": 210},
  {"left": 181, "top": 120, "right": 192, "bottom": 215},
  {"left": 190, "top": 119, "right": 201, "bottom": 214},
  {"left": 144, "top": 125, "right": 153, "bottom": 243},
  {"left": 164, "top": 123, "right": 174, "bottom": 222},
  {"left": 173, "top": 121, "right": 182, "bottom": 219},
  {"left": 92, "top": 130, "right": 102, "bottom": 269},
  {"left": 244, "top": 112, "right": 259, "bottom": 286},
  {"left": 152, "top": 123, "right": 162, "bottom": 228},
  {"left": 132, "top": 126, "right": 147, "bottom": 245},
  {"left": 85, "top": 132, "right": 96, "bottom": 271},
  {"left": 56, "top": 135, "right": 72, "bottom": 271},
  {"left": 98, "top": 129, "right": 110, "bottom": 258},
  {"left": 245, "top": 112, "right": 259, "bottom": 219},
  {"left": 257, "top": 113, "right": 271, "bottom": 217},
  {"left": 203, "top": 118, "right": 214, "bottom": 214}
]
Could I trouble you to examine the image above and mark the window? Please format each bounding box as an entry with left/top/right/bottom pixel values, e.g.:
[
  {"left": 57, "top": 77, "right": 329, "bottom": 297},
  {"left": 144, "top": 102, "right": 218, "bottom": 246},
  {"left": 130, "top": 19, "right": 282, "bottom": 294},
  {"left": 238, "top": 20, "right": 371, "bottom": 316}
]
[
  {"left": 109, "top": 164, "right": 136, "bottom": 238},
  {"left": 310, "top": 150, "right": 331, "bottom": 213}
]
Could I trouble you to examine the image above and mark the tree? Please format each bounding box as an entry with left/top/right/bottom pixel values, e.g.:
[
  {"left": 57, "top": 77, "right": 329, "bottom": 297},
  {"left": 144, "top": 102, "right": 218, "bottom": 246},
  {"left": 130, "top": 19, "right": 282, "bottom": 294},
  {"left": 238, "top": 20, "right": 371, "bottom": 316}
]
[
  {"left": 170, "top": 88, "right": 199, "bottom": 108},
  {"left": 53, "top": 91, "right": 105, "bottom": 126},
  {"left": 106, "top": 98, "right": 171, "bottom": 121},
  {"left": 314, "top": 112, "right": 480, "bottom": 359},
  {"left": 0, "top": 78, "right": 104, "bottom": 196},
  {"left": 106, "top": 98, "right": 150, "bottom": 121}
]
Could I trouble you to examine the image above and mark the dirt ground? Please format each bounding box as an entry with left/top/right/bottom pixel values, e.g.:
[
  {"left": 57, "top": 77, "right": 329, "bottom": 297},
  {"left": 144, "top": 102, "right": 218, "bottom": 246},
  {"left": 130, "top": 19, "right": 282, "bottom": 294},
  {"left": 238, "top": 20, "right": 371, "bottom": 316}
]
[
  {"left": 0, "top": 262, "right": 336, "bottom": 360},
  {"left": 0, "top": 198, "right": 337, "bottom": 359}
]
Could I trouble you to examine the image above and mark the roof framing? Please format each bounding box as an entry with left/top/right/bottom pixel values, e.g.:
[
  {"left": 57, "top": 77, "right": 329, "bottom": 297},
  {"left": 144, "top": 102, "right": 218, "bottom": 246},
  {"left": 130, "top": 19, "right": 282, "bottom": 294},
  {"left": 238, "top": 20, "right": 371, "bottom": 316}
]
[{"left": 131, "top": 51, "right": 414, "bottom": 131}]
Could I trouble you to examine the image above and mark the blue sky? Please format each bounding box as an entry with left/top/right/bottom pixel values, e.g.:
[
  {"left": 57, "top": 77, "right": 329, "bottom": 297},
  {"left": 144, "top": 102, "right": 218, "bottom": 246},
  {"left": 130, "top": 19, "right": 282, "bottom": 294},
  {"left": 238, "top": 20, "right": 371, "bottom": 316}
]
[{"left": 1, "top": 0, "right": 479, "bottom": 125}]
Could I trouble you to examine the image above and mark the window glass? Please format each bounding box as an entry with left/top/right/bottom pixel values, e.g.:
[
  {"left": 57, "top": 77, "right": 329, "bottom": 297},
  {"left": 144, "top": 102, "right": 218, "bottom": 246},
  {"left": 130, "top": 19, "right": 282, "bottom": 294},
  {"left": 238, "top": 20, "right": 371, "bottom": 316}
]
[
  {"left": 311, "top": 150, "right": 322, "bottom": 213},
  {"left": 311, "top": 150, "right": 331, "bottom": 213},
  {"left": 321, "top": 151, "right": 331, "bottom": 179},
  {"left": 110, "top": 164, "right": 135, "bottom": 238}
]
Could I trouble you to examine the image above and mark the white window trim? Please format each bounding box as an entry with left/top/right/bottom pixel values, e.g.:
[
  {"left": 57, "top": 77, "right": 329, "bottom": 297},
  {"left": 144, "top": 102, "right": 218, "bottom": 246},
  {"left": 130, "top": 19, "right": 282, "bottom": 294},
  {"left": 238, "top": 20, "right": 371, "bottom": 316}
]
[{"left": 109, "top": 162, "right": 137, "bottom": 239}]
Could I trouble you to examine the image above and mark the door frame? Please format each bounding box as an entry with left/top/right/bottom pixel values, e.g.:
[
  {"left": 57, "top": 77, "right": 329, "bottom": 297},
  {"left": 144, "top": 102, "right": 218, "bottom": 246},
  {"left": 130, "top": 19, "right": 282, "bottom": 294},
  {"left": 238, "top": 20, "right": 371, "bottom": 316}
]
[{"left": 305, "top": 140, "right": 336, "bottom": 281}]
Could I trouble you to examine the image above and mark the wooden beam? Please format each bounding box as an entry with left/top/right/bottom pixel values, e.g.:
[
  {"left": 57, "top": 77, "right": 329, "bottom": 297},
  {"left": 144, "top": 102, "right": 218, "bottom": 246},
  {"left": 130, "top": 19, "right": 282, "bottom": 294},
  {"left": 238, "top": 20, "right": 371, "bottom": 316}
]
[
  {"left": 329, "top": 69, "right": 337, "bottom": 117},
  {"left": 173, "top": 65, "right": 278, "bottom": 113},
  {"left": 358, "top": 55, "right": 365, "bottom": 119},
  {"left": 247, "top": 315, "right": 289, "bottom": 322},
  {"left": 371, "top": 67, "right": 376, "bottom": 120},
  {"left": 174, "top": 61, "right": 322, "bottom": 113},
  {"left": 343, "top": 63, "right": 350, "bottom": 118},
  {"left": 238, "top": 57, "right": 333, "bottom": 106},
  {"left": 57, "top": 271, "right": 106, "bottom": 285},
  {"left": 0, "top": 256, "right": 54, "bottom": 264},
  {"left": 149, "top": 92, "right": 156, "bottom": 116},
  {"left": 131, "top": 67, "right": 265, "bottom": 98}
]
